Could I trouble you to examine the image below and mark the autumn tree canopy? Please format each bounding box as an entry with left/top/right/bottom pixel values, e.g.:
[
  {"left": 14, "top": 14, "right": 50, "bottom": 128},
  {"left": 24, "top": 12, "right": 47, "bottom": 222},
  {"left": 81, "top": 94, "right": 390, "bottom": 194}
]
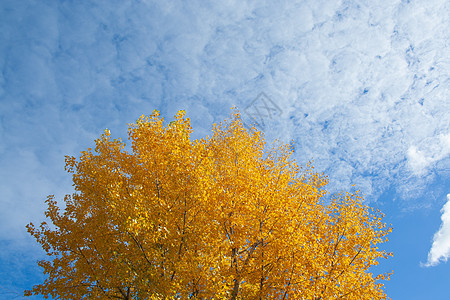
[{"left": 26, "top": 110, "right": 392, "bottom": 299}]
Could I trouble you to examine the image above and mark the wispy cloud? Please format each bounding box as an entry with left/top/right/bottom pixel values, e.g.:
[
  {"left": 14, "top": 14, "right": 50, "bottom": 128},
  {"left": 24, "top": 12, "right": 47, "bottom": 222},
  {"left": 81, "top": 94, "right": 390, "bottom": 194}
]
[
  {"left": 424, "top": 194, "right": 450, "bottom": 267},
  {"left": 1, "top": 1, "right": 448, "bottom": 210}
]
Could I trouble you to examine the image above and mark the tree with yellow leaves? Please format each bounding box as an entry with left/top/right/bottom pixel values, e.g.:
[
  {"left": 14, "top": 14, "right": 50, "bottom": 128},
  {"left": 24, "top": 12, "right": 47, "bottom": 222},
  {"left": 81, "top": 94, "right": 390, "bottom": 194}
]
[{"left": 26, "top": 110, "right": 392, "bottom": 299}]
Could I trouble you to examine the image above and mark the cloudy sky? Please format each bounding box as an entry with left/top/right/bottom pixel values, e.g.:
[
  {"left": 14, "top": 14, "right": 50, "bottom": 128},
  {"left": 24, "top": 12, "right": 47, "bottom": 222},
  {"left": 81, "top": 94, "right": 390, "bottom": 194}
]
[{"left": 0, "top": 0, "right": 449, "bottom": 298}]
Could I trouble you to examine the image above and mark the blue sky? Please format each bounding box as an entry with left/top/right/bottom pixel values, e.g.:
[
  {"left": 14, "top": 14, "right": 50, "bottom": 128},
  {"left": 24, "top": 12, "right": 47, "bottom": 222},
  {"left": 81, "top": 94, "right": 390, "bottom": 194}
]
[{"left": 0, "top": 0, "right": 449, "bottom": 299}]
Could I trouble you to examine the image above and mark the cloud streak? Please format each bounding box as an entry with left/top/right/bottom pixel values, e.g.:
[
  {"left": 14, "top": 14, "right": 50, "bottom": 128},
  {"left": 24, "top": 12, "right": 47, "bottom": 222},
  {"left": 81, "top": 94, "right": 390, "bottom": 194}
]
[{"left": 424, "top": 194, "right": 450, "bottom": 267}]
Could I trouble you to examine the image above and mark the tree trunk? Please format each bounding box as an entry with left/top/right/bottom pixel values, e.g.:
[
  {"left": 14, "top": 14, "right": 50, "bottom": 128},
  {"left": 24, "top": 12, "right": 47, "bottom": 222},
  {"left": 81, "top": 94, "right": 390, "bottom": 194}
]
[{"left": 230, "top": 278, "right": 240, "bottom": 300}]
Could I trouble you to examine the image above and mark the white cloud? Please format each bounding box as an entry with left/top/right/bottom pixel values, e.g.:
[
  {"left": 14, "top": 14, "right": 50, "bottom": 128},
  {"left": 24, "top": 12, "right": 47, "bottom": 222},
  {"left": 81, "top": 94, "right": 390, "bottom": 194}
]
[
  {"left": 424, "top": 194, "right": 450, "bottom": 267},
  {"left": 407, "top": 134, "right": 450, "bottom": 176}
]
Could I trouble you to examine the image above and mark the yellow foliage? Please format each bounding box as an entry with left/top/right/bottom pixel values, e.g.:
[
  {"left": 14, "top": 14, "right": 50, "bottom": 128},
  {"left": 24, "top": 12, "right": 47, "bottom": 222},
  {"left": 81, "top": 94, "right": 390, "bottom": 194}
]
[{"left": 26, "top": 110, "right": 392, "bottom": 299}]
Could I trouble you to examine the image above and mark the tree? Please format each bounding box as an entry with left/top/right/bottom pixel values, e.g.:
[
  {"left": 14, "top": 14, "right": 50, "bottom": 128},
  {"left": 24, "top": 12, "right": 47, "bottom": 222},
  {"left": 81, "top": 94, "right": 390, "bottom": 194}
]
[{"left": 26, "top": 110, "right": 392, "bottom": 299}]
